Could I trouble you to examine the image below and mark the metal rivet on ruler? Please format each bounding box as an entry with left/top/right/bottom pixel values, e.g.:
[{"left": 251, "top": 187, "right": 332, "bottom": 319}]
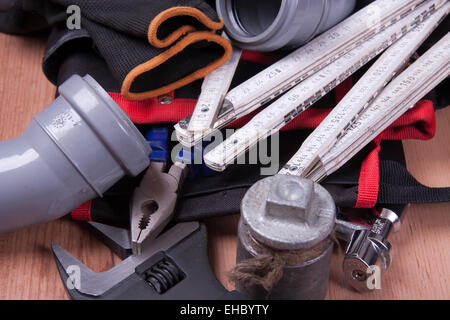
[{"left": 158, "top": 94, "right": 173, "bottom": 104}]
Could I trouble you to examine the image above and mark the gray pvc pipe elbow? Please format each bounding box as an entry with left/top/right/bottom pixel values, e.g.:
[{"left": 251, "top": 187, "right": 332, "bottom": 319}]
[
  {"left": 0, "top": 75, "right": 151, "bottom": 233},
  {"left": 217, "top": 0, "right": 356, "bottom": 51}
]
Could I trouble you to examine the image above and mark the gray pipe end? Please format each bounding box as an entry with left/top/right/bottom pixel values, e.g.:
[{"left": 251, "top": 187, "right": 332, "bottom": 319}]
[
  {"left": 59, "top": 75, "right": 151, "bottom": 177},
  {"left": 217, "top": 0, "right": 356, "bottom": 51}
]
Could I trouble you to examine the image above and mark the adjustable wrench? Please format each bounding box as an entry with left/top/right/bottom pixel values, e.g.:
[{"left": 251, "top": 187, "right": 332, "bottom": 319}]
[{"left": 53, "top": 222, "right": 244, "bottom": 299}]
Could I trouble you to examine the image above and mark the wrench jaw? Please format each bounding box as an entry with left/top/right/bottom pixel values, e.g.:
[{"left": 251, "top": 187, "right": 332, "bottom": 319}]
[{"left": 51, "top": 242, "right": 100, "bottom": 299}]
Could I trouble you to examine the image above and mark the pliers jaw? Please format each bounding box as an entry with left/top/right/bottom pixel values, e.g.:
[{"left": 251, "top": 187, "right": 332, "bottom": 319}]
[
  {"left": 131, "top": 161, "right": 188, "bottom": 255},
  {"left": 131, "top": 187, "right": 161, "bottom": 255}
]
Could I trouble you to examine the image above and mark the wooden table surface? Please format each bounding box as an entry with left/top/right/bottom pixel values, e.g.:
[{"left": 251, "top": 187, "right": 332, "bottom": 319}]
[{"left": 0, "top": 33, "right": 449, "bottom": 300}]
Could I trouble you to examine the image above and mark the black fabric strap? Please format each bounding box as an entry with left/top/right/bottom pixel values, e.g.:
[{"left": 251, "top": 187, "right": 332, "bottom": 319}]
[{"left": 378, "top": 160, "right": 450, "bottom": 205}]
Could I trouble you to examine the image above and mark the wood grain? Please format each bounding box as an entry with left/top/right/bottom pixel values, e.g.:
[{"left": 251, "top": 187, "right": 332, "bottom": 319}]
[{"left": 0, "top": 33, "right": 449, "bottom": 300}]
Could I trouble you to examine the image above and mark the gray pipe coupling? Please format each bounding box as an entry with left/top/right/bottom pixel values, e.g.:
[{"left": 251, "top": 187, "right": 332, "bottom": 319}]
[
  {"left": 0, "top": 75, "right": 151, "bottom": 233},
  {"left": 216, "top": 0, "right": 356, "bottom": 51}
]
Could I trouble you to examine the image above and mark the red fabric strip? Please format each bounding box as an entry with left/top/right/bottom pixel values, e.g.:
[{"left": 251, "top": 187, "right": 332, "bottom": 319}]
[
  {"left": 380, "top": 100, "right": 436, "bottom": 141},
  {"left": 110, "top": 93, "right": 195, "bottom": 124},
  {"left": 354, "top": 99, "right": 436, "bottom": 208},
  {"left": 355, "top": 137, "right": 382, "bottom": 208},
  {"left": 109, "top": 92, "right": 334, "bottom": 130},
  {"left": 71, "top": 200, "right": 92, "bottom": 221},
  {"left": 240, "top": 50, "right": 282, "bottom": 66}
]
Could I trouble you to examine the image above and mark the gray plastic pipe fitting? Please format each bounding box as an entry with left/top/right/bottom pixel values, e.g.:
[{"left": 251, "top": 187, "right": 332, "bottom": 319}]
[
  {"left": 0, "top": 75, "right": 151, "bottom": 234},
  {"left": 216, "top": 0, "right": 356, "bottom": 51}
]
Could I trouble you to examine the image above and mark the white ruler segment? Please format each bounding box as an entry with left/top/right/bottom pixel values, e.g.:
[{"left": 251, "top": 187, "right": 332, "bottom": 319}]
[
  {"left": 203, "top": 0, "right": 446, "bottom": 172},
  {"left": 279, "top": 1, "right": 450, "bottom": 177},
  {"left": 288, "top": 33, "right": 450, "bottom": 181},
  {"left": 187, "top": 44, "right": 242, "bottom": 132},
  {"left": 175, "top": 0, "right": 439, "bottom": 147},
  {"left": 316, "top": 67, "right": 449, "bottom": 181},
  {"left": 320, "top": 36, "right": 449, "bottom": 179}
]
